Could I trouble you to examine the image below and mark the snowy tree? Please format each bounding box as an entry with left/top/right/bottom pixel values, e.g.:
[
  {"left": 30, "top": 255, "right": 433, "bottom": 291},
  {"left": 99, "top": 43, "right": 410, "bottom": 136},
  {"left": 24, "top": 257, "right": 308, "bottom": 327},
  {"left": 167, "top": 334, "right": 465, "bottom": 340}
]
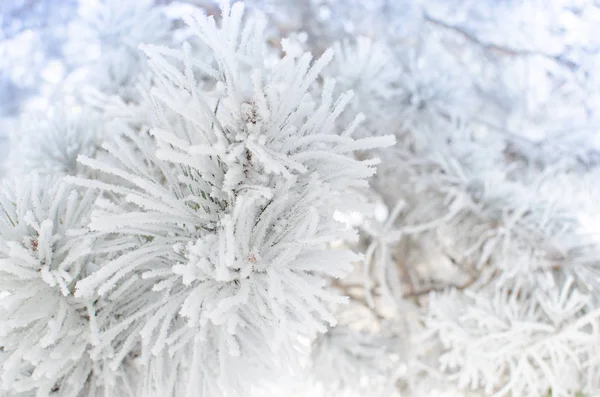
[{"left": 0, "top": 1, "right": 599, "bottom": 397}]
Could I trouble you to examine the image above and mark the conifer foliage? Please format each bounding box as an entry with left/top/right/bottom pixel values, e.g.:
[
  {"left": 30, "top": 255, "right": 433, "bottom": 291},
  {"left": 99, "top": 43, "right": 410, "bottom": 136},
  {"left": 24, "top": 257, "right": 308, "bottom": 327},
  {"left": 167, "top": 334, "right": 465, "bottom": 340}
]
[{"left": 1, "top": 1, "right": 599, "bottom": 397}]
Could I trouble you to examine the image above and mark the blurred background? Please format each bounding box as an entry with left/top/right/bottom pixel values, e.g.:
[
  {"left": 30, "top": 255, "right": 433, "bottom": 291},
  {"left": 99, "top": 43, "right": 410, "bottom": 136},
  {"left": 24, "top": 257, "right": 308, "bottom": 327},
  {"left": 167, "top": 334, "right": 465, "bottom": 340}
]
[{"left": 1, "top": 0, "right": 599, "bottom": 167}]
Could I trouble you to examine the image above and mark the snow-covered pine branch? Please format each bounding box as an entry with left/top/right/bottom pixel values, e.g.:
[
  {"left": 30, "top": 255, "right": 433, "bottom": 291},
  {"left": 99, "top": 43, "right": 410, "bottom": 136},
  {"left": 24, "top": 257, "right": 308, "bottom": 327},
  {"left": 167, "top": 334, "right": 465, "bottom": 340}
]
[
  {"left": 0, "top": 174, "right": 141, "bottom": 397},
  {"left": 68, "top": 0, "right": 172, "bottom": 102},
  {"left": 423, "top": 274, "right": 600, "bottom": 397},
  {"left": 65, "top": 2, "right": 394, "bottom": 395},
  {"left": 7, "top": 106, "right": 102, "bottom": 177}
]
